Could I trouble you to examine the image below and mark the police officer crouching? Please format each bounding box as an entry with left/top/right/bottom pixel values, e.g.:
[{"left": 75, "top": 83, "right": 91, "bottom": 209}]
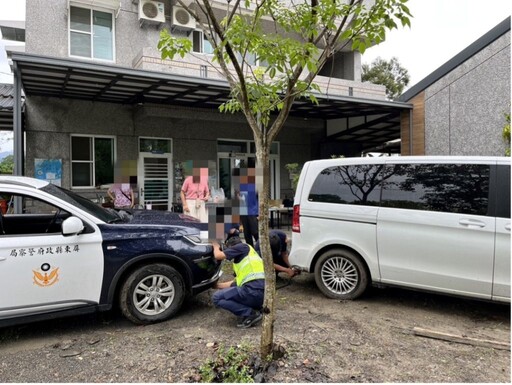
[{"left": 211, "top": 228, "right": 265, "bottom": 328}]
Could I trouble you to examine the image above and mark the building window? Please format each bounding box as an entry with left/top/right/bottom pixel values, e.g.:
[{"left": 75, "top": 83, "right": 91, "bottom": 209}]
[
  {"left": 200, "top": 65, "right": 208, "bottom": 78},
  {"left": 235, "top": 51, "right": 258, "bottom": 66},
  {"left": 192, "top": 30, "right": 214, "bottom": 54},
  {"left": 249, "top": 141, "right": 279, "bottom": 155},
  {"left": 191, "top": 30, "right": 256, "bottom": 65},
  {"left": 218, "top": 140, "right": 248, "bottom": 153},
  {"left": 69, "top": 6, "right": 114, "bottom": 61},
  {"left": 139, "top": 138, "right": 172, "bottom": 154},
  {"left": 71, "top": 135, "right": 115, "bottom": 187}
]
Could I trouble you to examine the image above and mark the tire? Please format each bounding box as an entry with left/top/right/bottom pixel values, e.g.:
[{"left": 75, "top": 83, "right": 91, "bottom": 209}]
[
  {"left": 119, "top": 264, "right": 185, "bottom": 325},
  {"left": 314, "top": 249, "right": 368, "bottom": 300}
]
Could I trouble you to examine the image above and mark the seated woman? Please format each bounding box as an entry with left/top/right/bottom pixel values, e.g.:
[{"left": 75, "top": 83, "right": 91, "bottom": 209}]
[{"left": 108, "top": 183, "right": 134, "bottom": 209}]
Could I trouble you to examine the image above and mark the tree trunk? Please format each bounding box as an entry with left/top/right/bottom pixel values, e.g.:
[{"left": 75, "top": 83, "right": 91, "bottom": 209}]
[{"left": 255, "top": 141, "right": 276, "bottom": 359}]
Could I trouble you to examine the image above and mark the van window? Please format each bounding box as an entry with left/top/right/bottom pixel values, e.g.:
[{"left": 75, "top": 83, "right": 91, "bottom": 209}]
[
  {"left": 496, "top": 165, "right": 511, "bottom": 219},
  {"left": 308, "top": 164, "right": 387, "bottom": 206},
  {"left": 381, "top": 164, "right": 490, "bottom": 215}
]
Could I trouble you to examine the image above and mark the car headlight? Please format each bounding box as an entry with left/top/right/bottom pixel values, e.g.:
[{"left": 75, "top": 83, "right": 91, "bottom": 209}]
[{"left": 183, "top": 234, "right": 211, "bottom": 246}]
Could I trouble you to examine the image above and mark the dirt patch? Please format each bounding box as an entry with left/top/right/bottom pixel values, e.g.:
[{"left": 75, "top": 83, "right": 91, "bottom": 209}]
[{"left": 0, "top": 274, "right": 510, "bottom": 382}]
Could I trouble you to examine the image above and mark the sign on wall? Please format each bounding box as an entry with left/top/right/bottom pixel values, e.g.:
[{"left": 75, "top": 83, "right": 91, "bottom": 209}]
[{"left": 35, "top": 159, "right": 62, "bottom": 186}]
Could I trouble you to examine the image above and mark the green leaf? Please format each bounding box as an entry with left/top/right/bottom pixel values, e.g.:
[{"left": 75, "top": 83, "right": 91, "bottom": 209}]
[{"left": 306, "top": 61, "right": 317, "bottom": 73}]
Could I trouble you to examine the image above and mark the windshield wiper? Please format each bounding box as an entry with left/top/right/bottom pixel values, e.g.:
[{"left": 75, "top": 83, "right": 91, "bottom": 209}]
[
  {"left": 107, "top": 209, "right": 133, "bottom": 224},
  {"left": 107, "top": 217, "right": 125, "bottom": 224}
]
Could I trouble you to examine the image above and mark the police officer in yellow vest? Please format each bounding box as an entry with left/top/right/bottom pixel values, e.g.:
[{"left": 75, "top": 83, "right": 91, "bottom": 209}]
[{"left": 212, "top": 228, "right": 265, "bottom": 328}]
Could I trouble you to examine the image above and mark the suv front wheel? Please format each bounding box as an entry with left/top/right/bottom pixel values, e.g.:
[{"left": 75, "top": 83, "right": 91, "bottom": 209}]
[
  {"left": 314, "top": 249, "right": 368, "bottom": 300},
  {"left": 119, "top": 264, "right": 185, "bottom": 324}
]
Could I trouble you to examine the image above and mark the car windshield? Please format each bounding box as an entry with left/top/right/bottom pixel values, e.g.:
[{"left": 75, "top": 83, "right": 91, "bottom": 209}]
[{"left": 41, "top": 183, "right": 120, "bottom": 223}]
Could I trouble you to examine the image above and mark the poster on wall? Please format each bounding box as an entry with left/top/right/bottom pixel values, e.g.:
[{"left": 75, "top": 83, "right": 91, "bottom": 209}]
[{"left": 35, "top": 159, "right": 62, "bottom": 186}]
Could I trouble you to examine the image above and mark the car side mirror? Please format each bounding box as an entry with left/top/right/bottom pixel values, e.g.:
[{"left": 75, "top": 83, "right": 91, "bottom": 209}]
[{"left": 62, "top": 216, "right": 84, "bottom": 235}]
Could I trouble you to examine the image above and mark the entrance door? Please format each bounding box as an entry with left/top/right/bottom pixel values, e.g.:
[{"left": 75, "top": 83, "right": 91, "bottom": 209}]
[
  {"left": 218, "top": 155, "right": 257, "bottom": 199},
  {"left": 218, "top": 154, "right": 280, "bottom": 200},
  {"left": 138, "top": 153, "right": 172, "bottom": 211}
]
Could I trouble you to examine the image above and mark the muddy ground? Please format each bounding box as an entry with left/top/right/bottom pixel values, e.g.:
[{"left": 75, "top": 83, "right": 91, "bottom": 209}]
[{"left": 0, "top": 273, "right": 510, "bottom": 383}]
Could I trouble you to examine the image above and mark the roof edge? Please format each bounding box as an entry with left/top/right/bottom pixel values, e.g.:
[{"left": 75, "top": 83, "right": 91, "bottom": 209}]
[
  {"left": 11, "top": 52, "right": 412, "bottom": 109},
  {"left": 399, "top": 16, "right": 511, "bottom": 102},
  {"left": 11, "top": 51, "right": 232, "bottom": 88}
]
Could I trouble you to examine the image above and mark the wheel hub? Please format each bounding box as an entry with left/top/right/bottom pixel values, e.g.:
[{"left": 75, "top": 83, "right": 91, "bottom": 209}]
[
  {"left": 321, "top": 256, "right": 358, "bottom": 295},
  {"left": 134, "top": 274, "right": 175, "bottom": 316},
  {"left": 147, "top": 287, "right": 161, "bottom": 300}
]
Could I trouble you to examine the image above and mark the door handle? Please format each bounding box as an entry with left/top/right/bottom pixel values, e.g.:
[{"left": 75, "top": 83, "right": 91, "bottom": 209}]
[
  {"left": 505, "top": 223, "right": 511, "bottom": 231},
  {"left": 0, "top": 257, "right": 6, "bottom": 261},
  {"left": 459, "top": 219, "right": 486, "bottom": 228}
]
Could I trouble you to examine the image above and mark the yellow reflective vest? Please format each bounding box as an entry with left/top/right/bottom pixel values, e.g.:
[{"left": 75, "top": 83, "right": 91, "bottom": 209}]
[{"left": 234, "top": 245, "right": 265, "bottom": 286}]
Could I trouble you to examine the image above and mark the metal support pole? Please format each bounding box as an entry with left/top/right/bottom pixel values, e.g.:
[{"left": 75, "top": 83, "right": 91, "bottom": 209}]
[
  {"left": 408, "top": 109, "right": 413, "bottom": 155},
  {"left": 13, "top": 61, "right": 23, "bottom": 176}
]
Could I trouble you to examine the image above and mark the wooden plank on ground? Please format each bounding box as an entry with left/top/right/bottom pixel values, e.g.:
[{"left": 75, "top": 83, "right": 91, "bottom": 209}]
[{"left": 412, "top": 327, "right": 510, "bottom": 351}]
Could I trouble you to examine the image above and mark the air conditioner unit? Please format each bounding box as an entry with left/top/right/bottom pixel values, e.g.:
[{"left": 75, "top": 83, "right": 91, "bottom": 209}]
[
  {"left": 171, "top": 6, "right": 196, "bottom": 31},
  {"left": 139, "top": 0, "right": 165, "bottom": 25}
]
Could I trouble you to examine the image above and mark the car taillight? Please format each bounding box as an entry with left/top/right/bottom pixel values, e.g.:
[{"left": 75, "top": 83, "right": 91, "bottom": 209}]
[{"left": 292, "top": 204, "right": 300, "bottom": 233}]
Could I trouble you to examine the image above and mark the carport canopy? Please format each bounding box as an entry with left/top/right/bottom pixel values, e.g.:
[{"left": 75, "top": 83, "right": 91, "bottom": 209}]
[{"left": 6, "top": 52, "right": 412, "bottom": 168}]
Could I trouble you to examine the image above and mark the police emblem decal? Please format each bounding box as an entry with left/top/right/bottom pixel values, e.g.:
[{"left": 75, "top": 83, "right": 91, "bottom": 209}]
[{"left": 33, "top": 263, "right": 59, "bottom": 287}]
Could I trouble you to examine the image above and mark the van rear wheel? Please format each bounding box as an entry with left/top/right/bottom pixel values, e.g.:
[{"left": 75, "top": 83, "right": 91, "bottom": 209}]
[{"left": 314, "top": 249, "right": 368, "bottom": 300}]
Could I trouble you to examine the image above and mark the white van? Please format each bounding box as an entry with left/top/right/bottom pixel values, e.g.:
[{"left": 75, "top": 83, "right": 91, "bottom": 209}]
[{"left": 289, "top": 156, "right": 510, "bottom": 303}]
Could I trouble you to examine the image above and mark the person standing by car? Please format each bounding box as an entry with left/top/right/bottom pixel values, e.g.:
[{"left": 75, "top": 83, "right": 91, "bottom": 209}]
[
  {"left": 255, "top": 229, "right": 297, "bottom": 278},
  {"left": 238, "top": 166, "right": 259, "bottom": 247},
  {"left": 108, "top": 183, "right": 134, "bottom": 209},
  {"left": 180, "top": 166, "right": 210, "bottom": 222},
  {"left": 211, "top": 228, "right": 265, "bottom": 328}
]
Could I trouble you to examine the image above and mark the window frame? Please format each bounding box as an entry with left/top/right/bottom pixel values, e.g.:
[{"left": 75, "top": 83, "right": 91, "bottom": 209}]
[
  {"left": 190, "top": 30, "right": 258, "bottom": 66},
  {"left": 70, "top": 134, "right": 116, "bottom": 189},
  {"left": 192, "top": 30, "right": 214, "bottom": 55},
  {"left": 68, "top": 5, "right": 116, "bottom": 62},
  {"left": 139, "top": 137, "right": 173, "bottom": 154}
]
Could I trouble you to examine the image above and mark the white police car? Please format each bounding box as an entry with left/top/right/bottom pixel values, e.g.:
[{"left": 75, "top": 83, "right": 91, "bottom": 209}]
[{"left": 0, "top": 176, "right": 221, "bottom": 327}]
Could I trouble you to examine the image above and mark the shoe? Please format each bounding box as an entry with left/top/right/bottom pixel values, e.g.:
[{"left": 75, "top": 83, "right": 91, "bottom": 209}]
[
  {"left": 237, "top": 311, "right": 262, "bottom": 328},
  {"left": 236, "top": 317, "right": 246, "bottom": 328}
]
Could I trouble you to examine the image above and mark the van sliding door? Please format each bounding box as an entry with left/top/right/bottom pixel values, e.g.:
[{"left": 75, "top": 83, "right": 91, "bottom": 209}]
[
  {"left": 377, "top": 163, "right": 494, "bottom": 300},
  {"left": 492, "top": 163, "right": 511, "bottom": 301}
]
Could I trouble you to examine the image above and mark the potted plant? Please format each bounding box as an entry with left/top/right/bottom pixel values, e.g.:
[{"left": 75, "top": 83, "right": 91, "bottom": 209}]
[{"left": 285, "top": 163, "right": 302, "bottom": 191}]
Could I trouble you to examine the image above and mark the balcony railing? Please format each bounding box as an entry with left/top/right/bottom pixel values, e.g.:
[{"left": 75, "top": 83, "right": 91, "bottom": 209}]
[{"left": 132, "top": 47, "right": 387, "bottom": 101}]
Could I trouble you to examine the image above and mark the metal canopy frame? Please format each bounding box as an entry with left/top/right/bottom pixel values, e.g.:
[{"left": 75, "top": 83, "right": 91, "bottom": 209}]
[{"left": 8, "top": 52, "right": 412, "bottom": 170}]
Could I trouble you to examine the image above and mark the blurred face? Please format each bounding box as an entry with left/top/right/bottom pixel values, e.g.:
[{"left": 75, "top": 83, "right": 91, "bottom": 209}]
[
  {"left": 248, "top": 167, "right": 256, "bottom": 184},
  {"left": 192, "top": 167, "right": 200, "bottom": 183},
  {"left": 192, "top": 167, "right": 208, "bottom": 183},
  {"left": 240, "top": 167, "right": 255, "bottom": 184}
]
